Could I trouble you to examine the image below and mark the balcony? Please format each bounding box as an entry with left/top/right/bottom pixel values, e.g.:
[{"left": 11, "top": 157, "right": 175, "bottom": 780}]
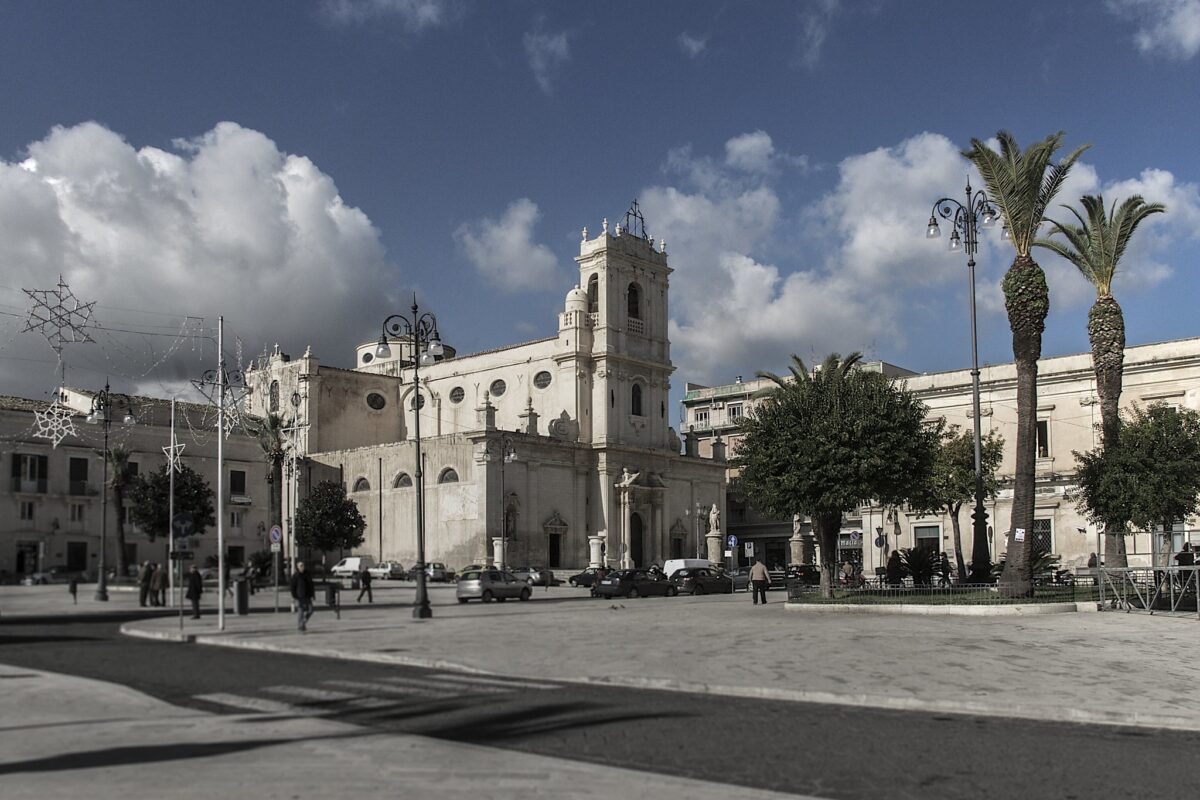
[
  {"left": 69, "top": 481, "right": 98, "bottom": 496},
  {"left": 229, "top": 494, "right": 253, "bottom": 506},
  {"left": 11, "top": 477, "right": 48, "bottom": 494}
]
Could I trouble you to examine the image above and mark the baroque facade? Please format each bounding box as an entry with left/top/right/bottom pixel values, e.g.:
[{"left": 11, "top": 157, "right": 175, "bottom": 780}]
[
  {"left": 683, "top": 338, "right": 1200, "bottom": 573},
  {"left": 247, "top": 215, "right": 728, "bottom": 572}
]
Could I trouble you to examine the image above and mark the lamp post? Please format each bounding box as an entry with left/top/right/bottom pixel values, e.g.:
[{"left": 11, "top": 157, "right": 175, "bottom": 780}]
[
  {"left": 86, "top": 380, "right": 135, "bottom": 601},
  {"left": 483, "top": 433, "right": 517, "bottom": 571},
  {"left": 926, "top": 180, "right": 1002, "bottom": 582},
  {"left": 376, "top": 295, "right": 443, "bottom": 620}
]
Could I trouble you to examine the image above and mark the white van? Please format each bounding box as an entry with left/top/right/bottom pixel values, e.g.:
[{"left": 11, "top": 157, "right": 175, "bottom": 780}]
[
  {"left": 663, "top": 558, "right": 712, "bottom": 580},
  {"left": 331, "top": 556, "right": 377, "bottom": 578}
]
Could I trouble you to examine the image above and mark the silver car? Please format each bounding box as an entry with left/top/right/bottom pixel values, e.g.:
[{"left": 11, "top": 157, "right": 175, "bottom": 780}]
[{"left": 456, "top": 569, "right": 532, "bottom": 603}]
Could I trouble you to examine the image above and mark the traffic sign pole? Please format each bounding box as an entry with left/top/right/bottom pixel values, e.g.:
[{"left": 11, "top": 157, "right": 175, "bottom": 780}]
[{"left": 270, "top": 525, "right": 282, "bottom": 614}]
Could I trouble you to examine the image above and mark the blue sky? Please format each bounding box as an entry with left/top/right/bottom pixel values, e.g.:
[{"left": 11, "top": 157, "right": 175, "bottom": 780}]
[{"left": 1, "top": 0, "right": 1198, "bottom": 426}]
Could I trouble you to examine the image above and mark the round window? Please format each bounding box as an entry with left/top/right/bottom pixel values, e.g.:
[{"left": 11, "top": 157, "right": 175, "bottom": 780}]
[
  {"left": 412, "top": 394, "right": 425, "bottom": 410},
  {"left": 366, "top": 392, "right": 386, "bottom": 410},
  {"left": 533, "top": 371, "right": 552, "bottom": 390},
  {"left": 490, "top": 379, "right": 506, "bottom": 397},
  {"left": 361, "top": 352, "right": 374, "bottom": 364},
  {"left": 449, "top": 387, "right": 465, "bottom": 404}
]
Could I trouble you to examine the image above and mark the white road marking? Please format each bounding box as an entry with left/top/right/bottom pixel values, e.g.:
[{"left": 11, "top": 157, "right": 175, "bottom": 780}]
[
  {"left": 193, "top": 693, "right": 309, "bottom": 715},
  {"left": 430, "top": 673, "right": 561, "bottom": 691},
  {"left": 323, "top": 679, "right": 456, "bottom": 699}
]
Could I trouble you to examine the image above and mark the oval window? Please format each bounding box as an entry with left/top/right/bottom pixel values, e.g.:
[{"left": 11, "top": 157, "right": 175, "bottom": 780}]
[
  {"left": 449, "top": 387, "right": 465, "bottom": 404},
  {"left": 490, "top": 379, "right": 506, "bottom": 397},
  {"left": 366, "top": 392, "right": 387, "bottom": 410},
  {"left": 533, "top": 371, "right": 552, "bottom": 390},
  {"left": 361, "top": 352, "right": 374, "bottom": 364},
  {"left": 412, "top": 394, "right": 425, "bottom": 410}
]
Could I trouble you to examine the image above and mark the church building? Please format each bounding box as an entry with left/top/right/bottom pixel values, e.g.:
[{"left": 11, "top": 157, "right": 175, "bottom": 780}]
[{"left": 247, "top": 207, "right": 728, "bottom": 573}]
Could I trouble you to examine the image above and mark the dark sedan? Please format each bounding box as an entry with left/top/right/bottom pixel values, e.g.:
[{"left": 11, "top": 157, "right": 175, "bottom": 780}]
[
  {"left": 593, "top": 569, "right": 678, "bottom": 598},
  {"left": 669, "top": 567, "right": 733, "bottom": 595},
  {"left": 567, "top": 567, "right": 606, "bottom": 588}
]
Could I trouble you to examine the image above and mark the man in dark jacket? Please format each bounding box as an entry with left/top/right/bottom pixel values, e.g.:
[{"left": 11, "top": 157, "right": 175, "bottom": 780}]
[
  {"left": 290, "top": 561, "right": 316, "bottom": 632},
  {"left": 137, "top": 561, "right": 153, "bottom": 607},
  {"left": 185, "top": 565, "right": 203, "bottom": 619},
  {"left": 356, "top": 564, "right": 373, "bottom": 603}
]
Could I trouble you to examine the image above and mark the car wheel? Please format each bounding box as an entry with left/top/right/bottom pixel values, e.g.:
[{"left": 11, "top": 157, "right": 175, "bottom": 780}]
[
  {"left": 569, "top": 579, "right": 577, "bottom": 587},
  {"left": 667, "top": 586, "right": 678, "bottom": 597},
  {"left": 482, "top": 590, "right": 494, "bottom": 603},
  {"left": 693, "top": 584, "right": 705, "bottom": 596},
  {"left": 520, "top": 587, "right": 531, "bottom": 601},
  {"left": 628, "top": 587, "right": 640, "bottom": 598},
  {"left": 457, "top": 597, "right": 469, "bottom": 604}
]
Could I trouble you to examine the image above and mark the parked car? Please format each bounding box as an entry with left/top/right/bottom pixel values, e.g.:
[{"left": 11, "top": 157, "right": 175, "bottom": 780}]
[
  {"left": 331, "top": 556, "right": 377, "bottom": 578},
  {"left": 426, "top": 562, "right": 450, "bottom": 582},
  {"left": 456, "top": 568, "right": 532, "bottom": 603},
  {"left": 510, "top": 565, "right": 554, "bottom": 586},
  {"left": 368, "top": 561, "right": 405, "bottom": 580},
  {"left": 728, "top": 566, "right": 752, "bottom": 592},
  {"left": 567, "top": 567, "right": 606, "bottom": 588},
  {"left": 22, "top": 566, "right": 84, "bottom": 586},
  {"left": 669, "top": 567, "right": 733, "bottom": 595},
  {"left": 594, "top": 569, "right": 678, "bottom": 598}
]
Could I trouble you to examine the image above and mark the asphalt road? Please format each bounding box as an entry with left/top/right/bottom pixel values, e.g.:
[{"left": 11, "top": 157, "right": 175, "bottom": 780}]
[{"left": 2, "top": 613, "right": 1197, "bottom": 800}]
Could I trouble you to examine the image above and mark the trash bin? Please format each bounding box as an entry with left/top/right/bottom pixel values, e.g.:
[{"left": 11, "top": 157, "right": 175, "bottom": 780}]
[
  {"left": 234, "top": 578, "right": 250, "bottom": 615},
  {"left": 325, "top": 582, "right": 340, "bottom": 608}
]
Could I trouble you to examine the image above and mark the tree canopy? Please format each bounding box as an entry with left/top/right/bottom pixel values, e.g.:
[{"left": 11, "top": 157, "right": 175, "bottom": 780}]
[
  {"left": 733, "top": 352, "right": 940, "bottom": 595},
  {"left": 127, "top": 463, "right": 216, "bottom": 541},
  {"left": 295, "top": 480, "right": 366, "bottom": 556}
]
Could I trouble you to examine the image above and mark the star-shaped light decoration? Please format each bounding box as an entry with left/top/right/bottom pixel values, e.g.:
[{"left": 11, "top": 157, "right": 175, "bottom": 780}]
[
  {"left": 22, "top": 275, "right": 96, "bottom": 355},
  {"left": 162, "top": 436, "right": 186, "bottom": 473},
  {"left": 33, "top": 393, "right": 78, "bottom": 448}
]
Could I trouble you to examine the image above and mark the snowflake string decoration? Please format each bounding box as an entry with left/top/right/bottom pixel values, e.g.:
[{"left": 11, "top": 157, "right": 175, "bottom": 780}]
[
  {"left": 33, "top": 393, "right": 78, "bottom": 448},
  {"left": 23, "top": 275, "right": 96, "bottom": 354},
  {"left": 163, "top": 436, "right": 186, "bottom": 473}
]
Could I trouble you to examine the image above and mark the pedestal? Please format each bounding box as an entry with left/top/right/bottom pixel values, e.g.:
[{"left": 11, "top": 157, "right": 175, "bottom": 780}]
[
  {"left": 492, "top": 537, "right": 506, "bottom": 572},
  {"left": 789, "top": 532, "right": 805, "bottom": 566},
  {"left": 588, "top": 535, "right": 604, "bottom": 569},
  {"left": 706, "top": 532, "right": 723, "bottom": 565}
]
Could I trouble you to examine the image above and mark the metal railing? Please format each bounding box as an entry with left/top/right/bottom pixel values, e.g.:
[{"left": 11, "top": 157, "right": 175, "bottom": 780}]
[
  {"left": 786, "top": 578, "right": 1091, "bottom": 606},
  {"left": 68, "top": 480, "right": 97, "bottom": 496},
  {"left": 10, "top": 477, "right": 48, "bottom": 493},
  {"left": 1095, "top": 566, "right": 1199, "bottom": 618}
]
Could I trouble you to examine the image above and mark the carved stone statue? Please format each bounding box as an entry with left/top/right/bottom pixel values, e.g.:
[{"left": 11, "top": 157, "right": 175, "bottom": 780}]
[
  {"left": 617, "top": 468, "right": 641, "bottom": 487},
  {"left": 708, "top": 503, "right": 721, "bottom": 534}
]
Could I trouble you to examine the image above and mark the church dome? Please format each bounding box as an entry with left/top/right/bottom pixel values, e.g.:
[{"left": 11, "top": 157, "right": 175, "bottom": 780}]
[{"left": 565, "top": 285, "right": 588, "bottom": 313}]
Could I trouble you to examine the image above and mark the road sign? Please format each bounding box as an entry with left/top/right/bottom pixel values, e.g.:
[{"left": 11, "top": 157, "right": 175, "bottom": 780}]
[
  {"left": 744, "top": 541, "right": 754, "bottom": 556},
  {"left": 723, "top": 549, "right": 733, "bottom": 558},
  {"left": 169, "top": 551, "right": 195, "bottom": 561},
  {"left": 874, "top": 535, "right": 886, "bottom": 548},
  {"left": 850, "top": 531, "right": 861, "bottom": 543},
  {"left": 176, "top": 536, "right": 190, "bottom": 552},
  {"left": 172, "top": 512, "right": 194, "bottom": 538},
  {"left": 269, "top": 525, "right": 282, "bottom": 544},
  {"left": 270, "top": 542, "right": 282, "bottom": 553},
  {"left": 726, "top": 534, "right": 738, "bottom": 548}
]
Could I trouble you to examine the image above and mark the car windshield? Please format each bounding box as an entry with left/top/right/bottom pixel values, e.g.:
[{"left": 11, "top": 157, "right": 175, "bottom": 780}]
[{"left": 461, "top": 571, "right": 481, "bottom": 581}]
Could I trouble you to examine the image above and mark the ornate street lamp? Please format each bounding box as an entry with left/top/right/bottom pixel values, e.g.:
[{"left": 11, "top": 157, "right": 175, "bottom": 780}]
[
  {"left": 926, "top": 180, "right": 1000, "bottom": 582},
  {"left": 483, "top": 434, "right": 517, "bottom": 571},
  {"left": 85, "top": 380, "right": 135, "bottom": 601},
  {"left": 376, "top": 295, "right": 443, "bottom": 620}
]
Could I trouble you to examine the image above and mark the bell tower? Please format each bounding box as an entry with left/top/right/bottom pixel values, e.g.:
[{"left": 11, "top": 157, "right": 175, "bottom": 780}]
[{"left": 575, "top": 201, "right": 674, "bottom": 451}]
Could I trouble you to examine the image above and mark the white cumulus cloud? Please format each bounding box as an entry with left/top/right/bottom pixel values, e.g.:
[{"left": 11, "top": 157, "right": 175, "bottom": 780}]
[
  {"left": 454, "top": 198, "right": 560, "bottom": 291},
  {"left": 0, "top": 121, "right": 398, "bottom": 400},
  {"left": 1107, "top": 0, "right": 1200, "bottom": 59}
]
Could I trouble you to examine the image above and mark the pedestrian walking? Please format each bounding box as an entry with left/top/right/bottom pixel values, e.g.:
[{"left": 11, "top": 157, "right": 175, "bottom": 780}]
[
  {"left": 151, "top": 562, "right": 168, "bottom": 606},
  {"left": 290, "top": 561, "right": 316, "bottom": 632},
  {"left": 223, "top": 562, "right": 233, "bottom": 598},
  {"left": 356, "top": 563, "right": 373, "bottom": 603},
  {"left": 185, "top": 564, "right": 203, "bottom": 619},
  {"left": 938, "top": 552, "right": 952, "bottom": 587},
  {"left": 68, "top": 576, "right": 78, "bottom": 604},
  {"left": 137, "top": 560, "right": 153, "bottom": 607},
  {"left": 749, "top": 557, "right": 771, "bottom": 605},
  {"left": 886, "top": 550, "right": 903, "bottom": 588}
]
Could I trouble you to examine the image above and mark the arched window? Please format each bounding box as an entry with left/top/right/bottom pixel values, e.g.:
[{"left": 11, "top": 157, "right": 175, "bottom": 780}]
[
  {"left": 269, "top": 381, "right": 280, "bottom": 413},
  {"left": 352, "top": 477, "right": 371, "bottom": 492},
  {"left": 627, "top": 283, "right": 641, "bottom": 319},
  {"left": 587, "top": 274, "right": 599, "bottom": 314},
  {"left": 393, "top": 473, "right": 413, "bottom": 488},
  {"left": 631, "top": 384, "right": 644, "bottom": 417},
  {"left": 438, "top": 468, "right": 459, "bottom": 484}
]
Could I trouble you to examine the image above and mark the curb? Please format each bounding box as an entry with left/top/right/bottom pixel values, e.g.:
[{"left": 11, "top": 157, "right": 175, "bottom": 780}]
[
  {"left": 120, "top": 624, "right": 195, "bottom": 643},
  {"left": 782, "top": 601, "right": 1079, "bottom": 616},
  {"left": 119, "top": 620, "right": 1200, "bottom": 734}
]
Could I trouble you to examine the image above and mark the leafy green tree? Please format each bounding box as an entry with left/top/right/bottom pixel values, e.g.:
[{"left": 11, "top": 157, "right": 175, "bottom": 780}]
[
  {"left": 965, "top": 131, "right": 1089, "bottom": 597},
  {"left": 127, "top": 463, "right": 216, "bottom": 541},
  {"left": 1075, "top": 404, "right": 1200, "bottom": 568},
  {"left": 911, "top": 426, "right": 1004, "bottom": 582},
  {"left": 294, "top": 480, "right": 366, "bottom": 563},
  {"left": 1036, "top": 194, "right": 1165, "bottom": 567},
  {"left": 734, "top": 353, "right": 940, "bottom": 598}
]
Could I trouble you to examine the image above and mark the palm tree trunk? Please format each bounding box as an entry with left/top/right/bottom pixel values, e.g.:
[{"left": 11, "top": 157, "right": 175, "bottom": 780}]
[
  {"left": 948, "top": 502, "right": 967, "bottom": 581},
  {"left": 814, "top": 510, "right": 841, "bottom": 599},
  {"left": 113, "top": 483, "right": 128, "bottom": 580},
  {"left": 1089, "top": 294, "right": 1129, "bottom": 568},
  {"left": 999, "top": 255, "right": 1047, "bottom": 598}
]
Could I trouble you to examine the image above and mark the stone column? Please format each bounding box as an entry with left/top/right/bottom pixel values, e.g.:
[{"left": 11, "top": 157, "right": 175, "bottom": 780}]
[
  {"left": 492, "top": 537, "right": 506, "bottom": 572},
  {"left": 706, "top": 529, "right": 723, "bottom": 565},
  {"left": 653, "top": 498, "right": 665, "bottom": 565},
  {"left": 620, "top": 491, "right": 634, "bottom": 569},
  {"left": 588, "top": 535, "right": 604, "bottom": 568}
]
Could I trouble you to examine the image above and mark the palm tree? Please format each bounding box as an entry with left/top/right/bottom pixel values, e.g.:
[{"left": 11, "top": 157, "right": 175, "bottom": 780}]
[
  {"left": 1036, "top": 194, "right": 1165, "bottom": 567},
  {"left": 107, "top": 446, "right": 135, "bottom": 580},
  {"left": 254, "top": 412, "right": 288, "bottom": 531},
  {"left": 965, "top": 131, "right": 1089, "bottom": 596}
]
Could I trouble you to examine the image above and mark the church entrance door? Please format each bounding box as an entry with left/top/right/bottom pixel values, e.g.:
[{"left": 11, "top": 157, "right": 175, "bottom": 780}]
[{"left": 630, "top": 513, "right": 644, "bottom": 568}]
